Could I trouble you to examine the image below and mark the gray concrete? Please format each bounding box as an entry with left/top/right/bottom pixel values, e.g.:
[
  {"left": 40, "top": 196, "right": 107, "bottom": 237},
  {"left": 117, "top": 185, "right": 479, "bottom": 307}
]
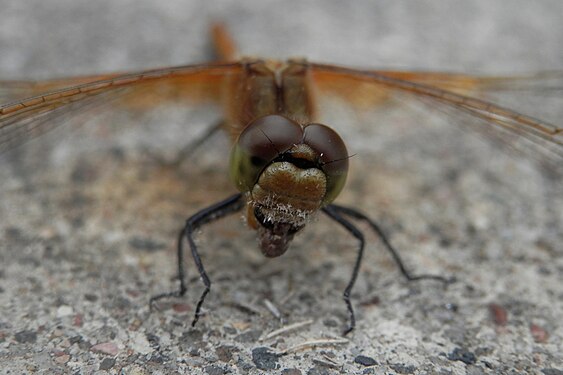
[{"left": 0, "top": 1, "right": 561, "bottom": 374}]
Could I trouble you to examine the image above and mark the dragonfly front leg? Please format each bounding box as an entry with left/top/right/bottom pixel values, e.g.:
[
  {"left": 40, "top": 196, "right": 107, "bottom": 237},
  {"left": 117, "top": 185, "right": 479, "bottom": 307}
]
[
  {"left": 322, "top": 204, "right": 453, "bottom": 335},
  {"left": 322, "top": 205, "right": 365, "bottom": 335},
  {"left": 150, "top": 193, "right": 244, "bottom": 327},
  {"left": 328, "top": 204, "right": 453, "bottom": 283}
]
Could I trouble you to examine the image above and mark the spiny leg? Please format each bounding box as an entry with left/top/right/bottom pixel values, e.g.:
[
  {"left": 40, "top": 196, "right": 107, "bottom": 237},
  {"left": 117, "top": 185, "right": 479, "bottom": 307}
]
[
  {"left": 322, "top": 205, "right": 365, "bottom": 336},
  {"left": 169, "top": 120, "right": 224, "bottom": 167},
  {"left": 322, "top": 204, "right": 453, "bottom": 335},
  {"left": 328, "top": 204, "right": 452, "bottom": 284},
  {"left": 150, "top": 193, "right": 245, "bottom": 327},
  {"left": 145, "top": 120, "right": 224, "bottom": 168}
]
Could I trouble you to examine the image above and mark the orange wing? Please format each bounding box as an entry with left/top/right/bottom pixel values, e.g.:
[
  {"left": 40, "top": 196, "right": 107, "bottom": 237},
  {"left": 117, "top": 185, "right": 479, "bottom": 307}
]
[
  {"left": 309, "top": 63, "right": 563, "bottom": 169},
  {"left": 2, "top": 59, "right": 562, "bottom": 171},
  {"left": 0, "top": 62, "right": 243, "bottom": 154}
]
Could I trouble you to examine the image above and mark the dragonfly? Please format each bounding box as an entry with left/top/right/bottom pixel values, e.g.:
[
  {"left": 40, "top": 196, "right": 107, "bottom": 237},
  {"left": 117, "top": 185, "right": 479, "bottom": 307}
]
[{"left": 1, "top": 24, "right": 561, "bottom": 335}]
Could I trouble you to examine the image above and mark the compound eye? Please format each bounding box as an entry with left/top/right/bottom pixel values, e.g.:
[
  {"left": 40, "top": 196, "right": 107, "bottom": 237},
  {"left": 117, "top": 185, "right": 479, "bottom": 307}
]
[
  {"left": 230, "top": 115, "right": 303, "bottom": 192},
  {"left": 303, "top": 124, "right": 349, "bottom": 204}
]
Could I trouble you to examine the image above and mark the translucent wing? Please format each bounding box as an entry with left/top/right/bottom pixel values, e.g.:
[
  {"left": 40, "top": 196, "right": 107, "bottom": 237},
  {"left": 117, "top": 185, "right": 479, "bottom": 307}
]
[
  {"left": 0, "top": 74, "right": 124, "bottom": 102},
  {"left": 3, "top": 60, "right": 563, "bottom": 173},
  {"left": 310, "top": 63, "right": 563, "bottom": 172},
  {"left": 0, "top": 63, "right": 243, "bottom": 154}
]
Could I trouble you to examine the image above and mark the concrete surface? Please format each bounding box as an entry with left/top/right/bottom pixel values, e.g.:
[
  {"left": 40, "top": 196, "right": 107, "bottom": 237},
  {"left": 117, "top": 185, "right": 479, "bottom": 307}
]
[{"left": 0, "top": 1, "right": 562, "bottom": 374}]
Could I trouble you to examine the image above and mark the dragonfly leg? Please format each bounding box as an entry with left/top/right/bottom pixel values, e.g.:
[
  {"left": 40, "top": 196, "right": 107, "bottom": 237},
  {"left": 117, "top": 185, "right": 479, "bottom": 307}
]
[
  {"left": 171, "top": 119, "right": 224, "bottom": 166},
  {"left": 322, "top": 205, "right": 365, "bottom": 335},
  {"left": 328, "top": 204, "right": 452, "bottom": 284},
  {"left": 150, "top": 193, "right": 245, "bottom": 327},
  {"left": 322, "top": 204, "right": 453, "bottom": 335},
  {"left": 146, "top": 119, "right": 225, "bottom": 168}
]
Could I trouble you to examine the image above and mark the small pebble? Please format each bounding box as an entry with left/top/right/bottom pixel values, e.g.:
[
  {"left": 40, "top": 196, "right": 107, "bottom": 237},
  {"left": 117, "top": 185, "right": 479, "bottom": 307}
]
[
  {"left": 354, "top": 355, "right": 377, "bottom": 367},
  {"left": 489, "top": 303, "right": 508, "bottom": 326},
  {"left": 91, "top": 342, "right": 119, "bottom": 356},
  {"left": 14, "top": 330, "right": 37, "bottom": 344},
  {"left": 252, "top": 347, "right": 280, "bottom": 371},
  {"left": 57, "top": 305, "right": 74, "bottom": 318},
  {"left": 530, "top": 323, "right": 549, "bottom": 343},
  {"left": 54, "top": 354, "right": 70, "bottom": 364},
  {"left": 99, "top": 357, "right": 115, "bottom": 370},
  {"left": 447, "top": 347, "right": 477, "bottom": 365}
]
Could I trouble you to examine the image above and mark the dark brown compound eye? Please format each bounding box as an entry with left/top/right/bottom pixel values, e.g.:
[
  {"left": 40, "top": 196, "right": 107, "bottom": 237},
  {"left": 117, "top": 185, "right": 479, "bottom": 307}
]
[
  {"left": 230, "top": 115, "right": 303, "bottom": 192},
  {"left": 303, "top": 123, "right": 349, "bottom": 204}
]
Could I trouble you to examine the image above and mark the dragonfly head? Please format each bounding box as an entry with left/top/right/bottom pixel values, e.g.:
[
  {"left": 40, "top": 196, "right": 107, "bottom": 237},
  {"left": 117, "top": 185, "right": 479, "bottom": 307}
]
[{"left": 230, "top": 115, "right": 349, "bottom": 257}]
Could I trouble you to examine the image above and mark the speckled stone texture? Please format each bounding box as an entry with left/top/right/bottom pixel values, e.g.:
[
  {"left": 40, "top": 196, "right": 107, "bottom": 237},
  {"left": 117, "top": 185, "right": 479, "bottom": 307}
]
[{"left": 0, "top": 1, "right": 562, "bottom": 374}]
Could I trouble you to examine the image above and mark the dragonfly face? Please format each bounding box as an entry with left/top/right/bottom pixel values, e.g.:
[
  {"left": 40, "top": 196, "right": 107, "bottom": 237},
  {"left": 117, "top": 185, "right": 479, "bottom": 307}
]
[{"left": 230, "top": 114, "right": 348, "bottom": 257}]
